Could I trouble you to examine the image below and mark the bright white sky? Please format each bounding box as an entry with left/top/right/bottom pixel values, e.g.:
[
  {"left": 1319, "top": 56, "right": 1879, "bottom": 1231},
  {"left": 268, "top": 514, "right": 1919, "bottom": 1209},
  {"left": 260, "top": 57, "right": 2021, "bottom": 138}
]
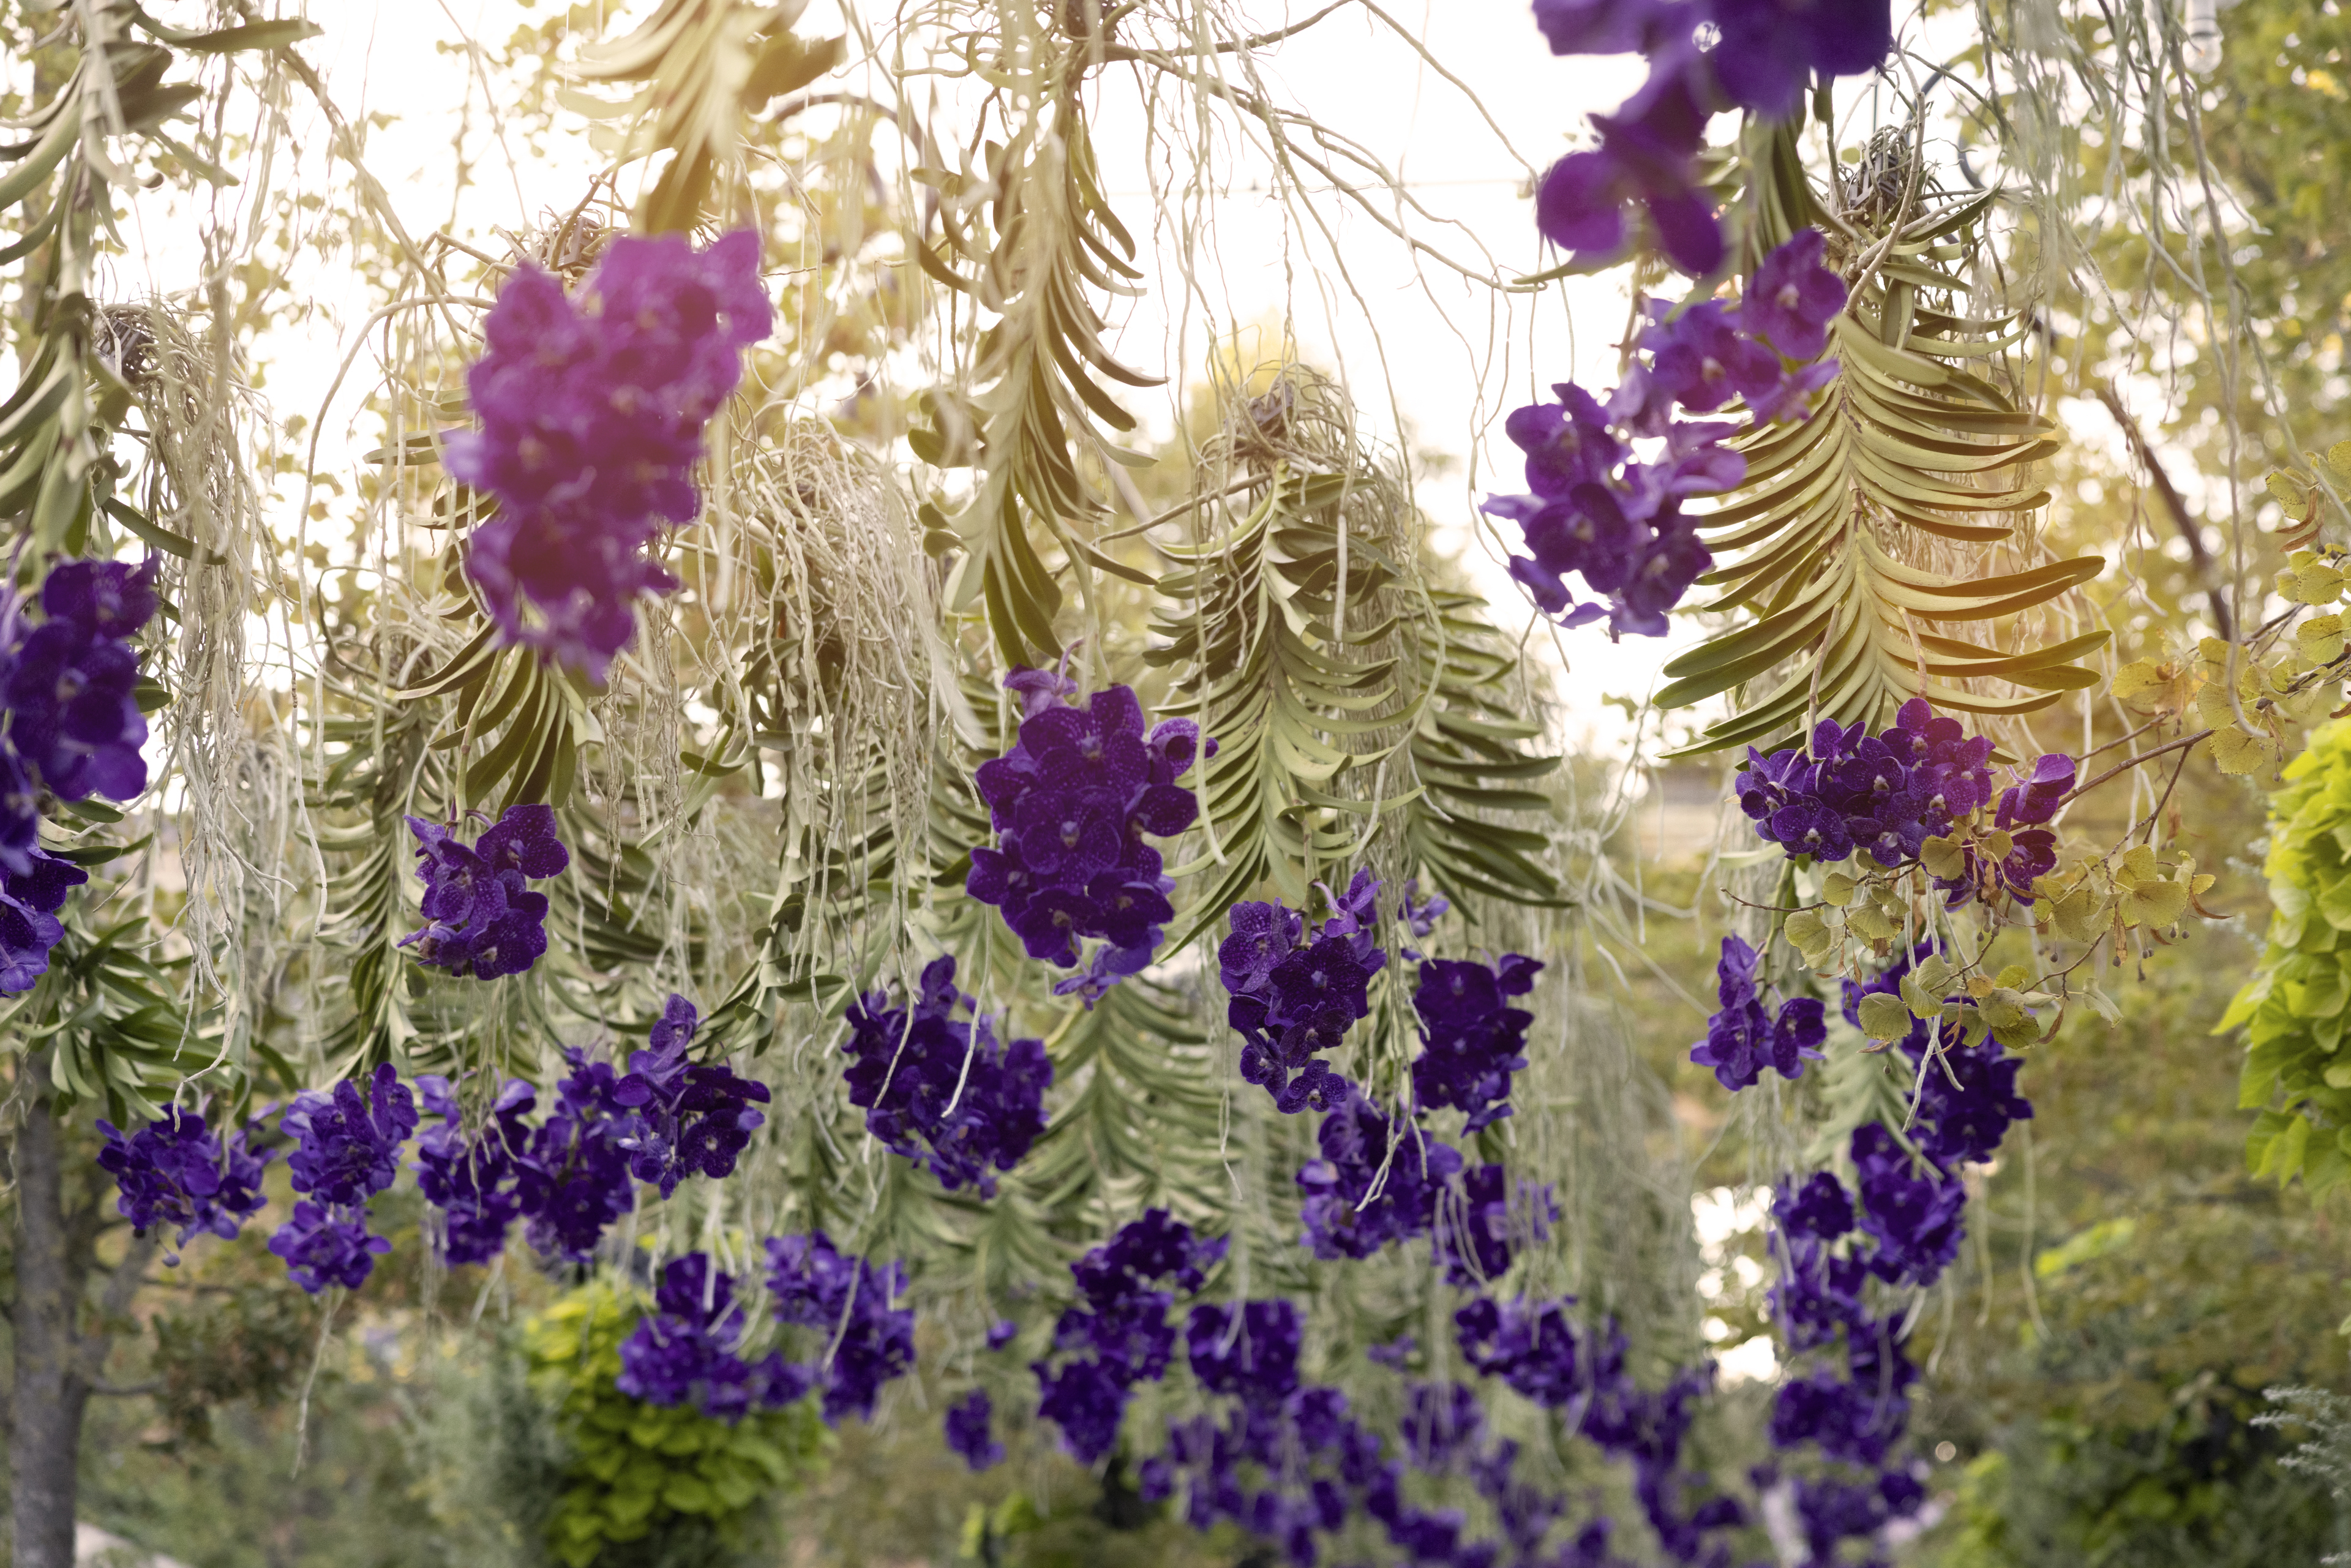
[
  {"left": 94, "top": 0, "right": 1709, "bottom": 753},
  {"left": 106, "top": 1, "right": 2028, "bottom": 757}
]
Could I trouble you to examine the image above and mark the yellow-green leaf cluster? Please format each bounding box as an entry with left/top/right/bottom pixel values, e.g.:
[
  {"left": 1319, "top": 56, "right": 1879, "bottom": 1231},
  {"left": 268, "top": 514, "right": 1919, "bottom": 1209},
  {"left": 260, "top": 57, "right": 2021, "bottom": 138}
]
[
  {"left": 527, "top": 1286, "right": 825, "bottom": 1568},
  {"left": 2219, "top": 718, "right": 2351, "bottom": 1195}
]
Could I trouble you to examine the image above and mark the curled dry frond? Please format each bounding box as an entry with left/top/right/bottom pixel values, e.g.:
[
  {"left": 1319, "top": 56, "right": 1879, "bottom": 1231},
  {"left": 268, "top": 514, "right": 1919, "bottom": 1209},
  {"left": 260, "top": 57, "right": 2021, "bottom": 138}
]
[
  {"left": 1658, "top": 122, "right": 2109, "bottom": 754},
  {"left": 569, "top": 0, "right": 846, "bottom": 234},
  {"left": 912, "top": 6, "right": 1163, "bottom": 666},
  {"left": 1148, "top": 368, "right": 1562, "bottom": 941}
]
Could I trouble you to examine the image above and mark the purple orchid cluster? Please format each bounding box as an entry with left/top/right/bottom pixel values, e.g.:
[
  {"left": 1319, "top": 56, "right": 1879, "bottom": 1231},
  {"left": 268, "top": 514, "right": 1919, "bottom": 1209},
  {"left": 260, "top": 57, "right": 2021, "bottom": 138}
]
[
  {"left": 1736, "top": 699, "right": 2079, "bottom": 899},
  {"left": 0, "top": 558, "right": 160, "bottom": 991},
  {"left": 966, "top": 667, "right": 1209, "bottom": 1003},
  {"left": 1032, "top": 1209, "right": 1228, "bottom": 1465},
  {"left": 1689, "top": 935, "right": 1826, "bottom": 1091},
  {"left": 944, "top": 1389, "right": 1005, "bottom": 1471},
  {"left": 607, "top": 994, "right": 770, "bottom": 1198},
  {"left": 1138, "top": 1289, "right": 1742, "bottom": 1567},
  {"left": 413, "top": 1075, "right": 541, "bottom": 1267},
  {"left": 1297, "top": 1085, "right": 1553, "bottom": 1289},
  {"left": 617, "top": 1253, "right": 809, "bottom": 1424},
  {"left": 1218, "top": 869, "right": 1387, "bottom": 1113},
  {"left": 399, "top": 804, "right": 570, "bottom": 980},
  {"left": 0, "top": 849, "right": 86, "bottom": 994},
  {"left": 96, "top": 1106, "right": 271, "bottom": 1266},
  {"left": 1457, "top": 1296, "right": 1745, "bottom": 1564},
  {"left": 840, "top": 956, "right": 1051, "bottom": 1197},
  {"left": 522, "top": 1046, "right": 647, "bottom": 1262},
  {"left": 1738, "top": 699, "right": 1992, "bottom": 866},
  {"left": 448, "top": 230, "right": 772, "bottom": 678},
  {"left": 766, "top": 1229, "right": 917, "bottom": 1425},
  {"left": 1717, "top": 945, "right": 2036, "bottom": 1564},
  {"left": 1411, "top": 954, "right": 1543, "bottom": 1131},
  {"left": 1529, "top": 0, "right": 1892, "bottom": 276},
  {"left": 270, "top": 1064, "right": 418, "bottom": 1292},
  {"left": 1484, "top": 232, "right": 1845, "bottom": 637}
]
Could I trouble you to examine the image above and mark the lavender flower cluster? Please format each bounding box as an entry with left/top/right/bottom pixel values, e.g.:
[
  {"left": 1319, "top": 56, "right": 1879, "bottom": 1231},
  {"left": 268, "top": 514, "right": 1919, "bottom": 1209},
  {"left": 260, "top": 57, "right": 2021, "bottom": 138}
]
[
  {"left": 1688, "top": 934, "right": 1825, "bottom": 1091},
  {"left": 96, "top": 1106, "right": 271, "bottom": 1266},
  {"left": 1032, "top": 1210, "right": 1228, "bottom": 1465},
  {"left": 1484, "top": 233, "right": 1845, "bottom": 637},
  {"left": 399, "top": 804, "right": 570, "bottom": 980},
  {"left": 841, "top": 956, "right": 1051, "bottom": 1197},
  {"left": 1531, "top": 0, "right": 1892, "bottom": 276},
  {"left": 617, "top": 1253, "right": 809, "bottom": 1424},
  {"left": 1218, "top": 869, "right": 1387, "bottom": 1113},
  {"left": 966, "top": 667, "right": 1209, "bottom": 1003},
  {"left": 270, "top": 1064, "right": 417, "bottom": 1291},
  {"left": 767, "top": 1229, "right": 918, "bottom": 1425},
  {"left": 0, "top": 559, "right": 159, "bottom": 991},
  {"left": 1736, "top": 697, "right": 2079, "bottom": 899},
  {"left": 448, "top": 230, "right": 772, "bottom": 678}
]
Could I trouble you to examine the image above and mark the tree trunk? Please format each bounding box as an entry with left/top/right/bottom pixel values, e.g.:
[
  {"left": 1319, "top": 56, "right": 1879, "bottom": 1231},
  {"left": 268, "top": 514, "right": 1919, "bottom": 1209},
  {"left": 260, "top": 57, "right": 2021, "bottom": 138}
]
[{"left": 10, "top": 1095, "right": 92, "bottom": 1568}]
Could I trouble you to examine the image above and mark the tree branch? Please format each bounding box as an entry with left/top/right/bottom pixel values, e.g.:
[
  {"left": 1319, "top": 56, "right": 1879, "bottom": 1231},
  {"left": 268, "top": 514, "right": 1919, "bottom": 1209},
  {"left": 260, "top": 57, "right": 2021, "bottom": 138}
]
[{"left": 2099, "top": 385, "right": 2236, "bottom": 643}]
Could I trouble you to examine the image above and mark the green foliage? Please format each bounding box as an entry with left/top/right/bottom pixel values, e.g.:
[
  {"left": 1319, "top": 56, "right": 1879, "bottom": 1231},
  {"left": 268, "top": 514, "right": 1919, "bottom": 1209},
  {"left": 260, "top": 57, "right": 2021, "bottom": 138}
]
[
  {"left": 1938, "top": 1392, "right": 2333, "bottom": 1568},
  {"left": 2221, "top": 716, "right": 2351, "bottom": 1191},
  {"left": 525, "top": 1285, "right": 825, "bottom": 1568},
  {"left": 149, "top": 1280, "right": 313, "bottom": 1447}
]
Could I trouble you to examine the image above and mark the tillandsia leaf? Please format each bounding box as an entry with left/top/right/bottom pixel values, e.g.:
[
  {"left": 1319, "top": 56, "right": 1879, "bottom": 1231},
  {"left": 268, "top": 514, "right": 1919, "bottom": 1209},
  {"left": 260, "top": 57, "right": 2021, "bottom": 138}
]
[
  {"left": 400, "top": 629, "right": 594, "bottom": 813},
  {"left": 8, "top": 905, "right": 212, "bottom": 1127},
  {"left": 0, "top": 12, "right": 214, "bottom": 557},
  {"left": 919, "top": 61, "right": 1162, "bottom": 665},
  {"left": 313, "top": 697, "right": 439, "bottom": 1077},
  {"left": 1659, "top": 121, "right": 2107, "bottom": 754},
  {"left": 569, "top": 0, "right": 845, "bottom": 235},
  {"left": 1398, "top": 588, "right": 1569, "bottom": 909},
  {"left": 1017, "top": 977, "right": 1229, "bottom": 1225},
  {"left": 1147, "top": 461, "right": 1407, "bottom": 945}
]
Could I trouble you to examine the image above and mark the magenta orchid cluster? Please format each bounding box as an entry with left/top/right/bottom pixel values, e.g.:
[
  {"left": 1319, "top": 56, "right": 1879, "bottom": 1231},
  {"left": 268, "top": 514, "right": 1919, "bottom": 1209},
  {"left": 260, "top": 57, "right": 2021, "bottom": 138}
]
[
  {"left": 1218, "top": 869, "right": 1387, "bottom": 1113},
  {"left": 96, "top": 1106, "right": 271, "bottom": 1266},
  {"left": 840, "top": 956, "right": 1052, "bottom": 1198},
  {"left": 399, "top": 803, "right": 570, "bottom": 980},
  {"left": 1485, "top": 231, "right": 1845, "bottom": 637},
  {"left": 967, "top": 667, "right": 1209, "bottom": 1003},
  {"left": 617, "top": 1253, "right": 811, "bottom": 1424},
  {"left": 1032, "top": 1210, "right": 1228, "bottom": 1465},
  {"left": 766, "top": 1229, "right": 918, "bottom": 1425},
  {"left": 1736, "top": 698, "right": 2079, "bottom": 900},
  {"left": 1689, "top": 934, "right": 1826, "bottom": 1091},
  {"left": 0, "top": 558, "right": 159, "bottom": 992},
  {"left": 1531, "top": 0, "right": 1892, "bottom": 275},
  {"left": 270, "top": 1063, "right": 418, "bottom": 1292},
  {"left": 448, "top": 231, "right": 771, "bottom": 678}
]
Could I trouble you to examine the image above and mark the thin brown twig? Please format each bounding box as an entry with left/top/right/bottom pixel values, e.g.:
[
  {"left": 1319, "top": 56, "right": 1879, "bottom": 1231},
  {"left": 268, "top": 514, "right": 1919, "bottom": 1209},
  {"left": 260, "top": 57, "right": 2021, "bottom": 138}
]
[{"left": 2060, "top": 729, "right": 2215, "bottom": 807}]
